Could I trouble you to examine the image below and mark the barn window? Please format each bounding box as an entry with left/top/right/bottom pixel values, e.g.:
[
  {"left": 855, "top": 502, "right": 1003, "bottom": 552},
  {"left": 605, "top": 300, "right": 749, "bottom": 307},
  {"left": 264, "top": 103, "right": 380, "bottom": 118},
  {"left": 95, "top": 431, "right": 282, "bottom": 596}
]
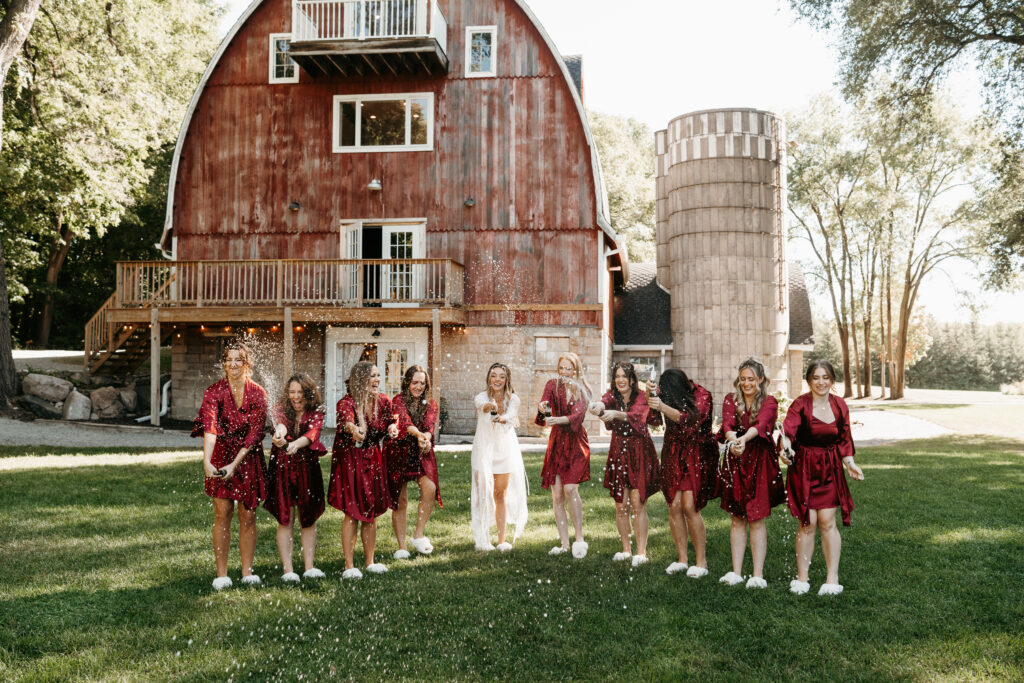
[
  {"left": 269, "top": 33, "right": 299, "bottom": 84},
  {"left": 465, "top": 26, "right": 497, "bottom": 77},
  {"left": 332, "top": 93, "right": 434, "bottom": 152}
]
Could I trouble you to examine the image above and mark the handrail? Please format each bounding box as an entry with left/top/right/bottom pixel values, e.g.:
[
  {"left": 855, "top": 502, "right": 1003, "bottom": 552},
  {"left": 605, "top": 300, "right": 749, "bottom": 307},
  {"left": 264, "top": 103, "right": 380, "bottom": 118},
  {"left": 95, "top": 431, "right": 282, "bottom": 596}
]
[
  {"left": 84, "top": 292, "right": 118, "bottom": 368},
  {"left": 292, "top": 0, "right": 446, "bottom": 45}
]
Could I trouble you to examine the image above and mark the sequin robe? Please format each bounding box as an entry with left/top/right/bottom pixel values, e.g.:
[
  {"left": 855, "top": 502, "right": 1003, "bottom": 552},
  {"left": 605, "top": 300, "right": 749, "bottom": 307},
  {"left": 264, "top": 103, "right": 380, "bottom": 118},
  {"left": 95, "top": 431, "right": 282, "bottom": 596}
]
[
  {"left": 659, "top": 383, "right": 720, "bottom": 511},
  {"left": 328, "top": 393, "right": 394, "bottom": 521},
  {"left": 601, "top": 390, "right": 662, "bottom": 504},
  {"left": 386, "top": 394, "right": 442, "bottom": 508},
  {"left": 264, "top": 406, "right": 327, "bottom": 527},
  {"left": 535, "top": 378, "right": 591, "bottom": 488}
]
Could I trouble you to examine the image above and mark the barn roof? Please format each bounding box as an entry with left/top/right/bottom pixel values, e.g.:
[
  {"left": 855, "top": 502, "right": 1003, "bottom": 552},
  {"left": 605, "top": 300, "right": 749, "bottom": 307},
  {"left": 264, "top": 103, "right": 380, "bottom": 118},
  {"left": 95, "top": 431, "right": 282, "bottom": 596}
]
[{"left": 788, "top": 262, "right": 814, "bottom": 346}]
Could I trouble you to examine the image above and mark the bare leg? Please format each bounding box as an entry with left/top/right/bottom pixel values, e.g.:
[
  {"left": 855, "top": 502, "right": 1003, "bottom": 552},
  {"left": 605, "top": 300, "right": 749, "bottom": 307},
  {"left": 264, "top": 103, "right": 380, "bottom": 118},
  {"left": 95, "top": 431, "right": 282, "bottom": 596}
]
[
  {"left": 276, "top": 520, "right": 295, "bottom": 574},
  {"left": 391, "top": 483, "right": 409, "bottom": 551},
  {"left": 729, "top": 515, "right": 748, "bottom": 575},
  {"left": 818, "top": 508, "right": 841, "bottom": 584},
  {"left": 668, "top": 491, "right": 688, "bottom": 564},
  {"left": 212, "top": 498, "right": 234, "bottom": 578},
  {"left": 361, "top": 519, "right": 377, "bottom": 566},
  {"left": 630, "top": 488, "right": 650, "bottom": 556},
  {"left": 413, "top": 476, "right": 436, "bottom": 538},
  {"left": 749, "top": 518, "right": 767, "bottom": 579},
  {"left": 551, "top": 476, "right": 570, "bottom": 549},
  {"left": 493, "top": 473, "right": 511, "bottom": 544},
  {"left": 682, "top": 491, "right": 707, "bottom": 568},
  {"left": 614, "top": 499, "right": 633, "bottom": 554},
  {"left": 237, "top": 505, "right": 257, "bottom": 578},
  {"left": 795, "top": 509, "right": 818, "bottom": 583},
  {"left": 564, "top": 483, "right": 584, "bottom": 543},
  {"left": 299, "top": 524, "right": 317, "bottom": 571},
  {"left": 342, "top": 515, "right": 358, "bottom": 570}
]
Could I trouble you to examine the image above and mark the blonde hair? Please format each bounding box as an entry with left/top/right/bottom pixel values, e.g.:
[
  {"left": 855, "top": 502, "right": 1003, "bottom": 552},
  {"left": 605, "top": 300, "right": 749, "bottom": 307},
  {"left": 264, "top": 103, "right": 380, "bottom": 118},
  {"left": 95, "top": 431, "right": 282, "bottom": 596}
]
[
  {"left": 348, "top": 361, "right": 378, "bottom": 421},
  {"left": 485, "top": 362, "right": 514, "bottom": 413},
  {"left": 556, "top": 352, "right": 591, "bottom": 401},
  {"left": 731, "top": 357, "right": 770, "bottom": 423},
  {"left": 221, "top": 341, "right": 254, "bottom": 379}
]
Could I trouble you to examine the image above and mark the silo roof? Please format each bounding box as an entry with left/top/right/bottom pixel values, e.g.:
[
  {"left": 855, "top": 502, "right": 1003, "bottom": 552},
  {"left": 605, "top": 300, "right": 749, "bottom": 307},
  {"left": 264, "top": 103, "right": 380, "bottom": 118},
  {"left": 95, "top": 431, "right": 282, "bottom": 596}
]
[{"left": 788, "top": 262, "right": 815, "bottom": 346}]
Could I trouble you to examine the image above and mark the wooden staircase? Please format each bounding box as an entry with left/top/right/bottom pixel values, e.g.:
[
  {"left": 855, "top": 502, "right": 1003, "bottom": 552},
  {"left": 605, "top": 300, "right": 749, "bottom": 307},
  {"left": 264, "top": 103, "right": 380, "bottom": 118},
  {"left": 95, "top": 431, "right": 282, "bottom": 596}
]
[{"left": 85, "top": 277, "right": 175, "bottom": 376}]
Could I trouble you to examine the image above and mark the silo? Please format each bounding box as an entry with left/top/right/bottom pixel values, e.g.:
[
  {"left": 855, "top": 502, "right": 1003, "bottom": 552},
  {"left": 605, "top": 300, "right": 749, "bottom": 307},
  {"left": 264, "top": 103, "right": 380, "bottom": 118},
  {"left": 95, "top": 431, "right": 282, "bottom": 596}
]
[{"left": 654, "top": 108, "right": 789, "bottom": 404}]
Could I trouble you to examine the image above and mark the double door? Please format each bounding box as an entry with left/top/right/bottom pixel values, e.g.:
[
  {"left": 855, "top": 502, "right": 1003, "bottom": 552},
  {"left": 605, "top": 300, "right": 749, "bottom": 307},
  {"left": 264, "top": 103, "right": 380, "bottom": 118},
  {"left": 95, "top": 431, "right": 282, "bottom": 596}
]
[{"left": 343, "top": 222, "right": 425, "bottom": 305}]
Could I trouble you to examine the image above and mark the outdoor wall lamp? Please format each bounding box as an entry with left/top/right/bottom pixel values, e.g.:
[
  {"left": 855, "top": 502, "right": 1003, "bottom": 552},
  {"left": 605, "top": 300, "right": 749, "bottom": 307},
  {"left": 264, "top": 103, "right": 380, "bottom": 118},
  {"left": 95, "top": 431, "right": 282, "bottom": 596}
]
[
  {"left": 464, "top": 196, "right": 476, "bottom": 208},
  {"left": 367, "top": 178, "right": 382, "bottom": 191},
  {"left": 288, "top": 201, "right": 301, "bottom": 212},
  {"left": 371, "top": 329, "right": 381, "bottom": 337}
]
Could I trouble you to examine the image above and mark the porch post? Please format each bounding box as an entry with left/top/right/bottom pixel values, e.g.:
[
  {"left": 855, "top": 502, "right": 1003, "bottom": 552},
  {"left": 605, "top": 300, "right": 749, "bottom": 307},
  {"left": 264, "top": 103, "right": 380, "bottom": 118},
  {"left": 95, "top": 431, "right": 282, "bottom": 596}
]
[
  {"left": 283, "top": 307, "right": 293, "bottom": 379},
  {"left": 150, "top": 307, "right": 160, "bottom": 426},
  {"left": 431, "top": 308, "right": 441, "bottom": 403}
]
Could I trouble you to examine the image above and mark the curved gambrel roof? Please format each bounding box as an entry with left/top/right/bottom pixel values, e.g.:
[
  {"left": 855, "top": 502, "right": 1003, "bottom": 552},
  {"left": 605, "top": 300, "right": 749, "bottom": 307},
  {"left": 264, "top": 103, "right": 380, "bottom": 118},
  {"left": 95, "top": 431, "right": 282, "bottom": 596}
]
[{"left": 159, "top": 0, "right": 616, "bottom": 255}]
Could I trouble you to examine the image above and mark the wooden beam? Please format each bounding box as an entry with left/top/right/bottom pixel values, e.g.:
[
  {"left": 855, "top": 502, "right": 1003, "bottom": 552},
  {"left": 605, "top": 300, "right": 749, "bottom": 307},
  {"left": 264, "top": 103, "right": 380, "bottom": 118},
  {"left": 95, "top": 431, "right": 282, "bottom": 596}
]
[
  {"left": 325, "top": 53, "right": 348, "bottom": 77},
  {"left": 466, "top": 304, "right": 604, "bottom": 312},
  {"left": 150, "top": 308, "right": 160, "bottom": 427},
  {"left": 379, "top": 53, "right": 399, "bottom": 77},
  {"left": 413, "top": 50, "right": 430, "bottom": 74},
  {"left": 431, "top": 308, "right": 441, "bottom": 406},
  {"left": 361, "top": 53, "right": 381, "bottom": 76},
  {"left": 108, "top": 306, "right": 468, "bottom": 325},
  {"left": 283, "top": 307, "right": 293, "bottom": 380}
]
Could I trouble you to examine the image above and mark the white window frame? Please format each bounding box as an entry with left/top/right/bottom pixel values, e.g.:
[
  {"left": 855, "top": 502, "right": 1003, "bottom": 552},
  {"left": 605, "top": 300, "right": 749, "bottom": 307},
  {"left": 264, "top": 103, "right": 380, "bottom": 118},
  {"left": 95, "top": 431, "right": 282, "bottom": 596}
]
[
  {"left": 465, "top": 25, "right": 497, "bottom": 78},
  {"left": 269, "top": 33, "right": 299, "bottom": 84},
  {"left": 332, "top": 93, "right": 434, "bottom": 153}
]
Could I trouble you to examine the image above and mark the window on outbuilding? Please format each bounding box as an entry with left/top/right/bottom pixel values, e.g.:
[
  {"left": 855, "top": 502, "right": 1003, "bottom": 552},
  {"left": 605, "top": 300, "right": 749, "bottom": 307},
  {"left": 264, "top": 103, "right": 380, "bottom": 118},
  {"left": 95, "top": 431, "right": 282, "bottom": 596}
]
[
  {"left": 333, "top": 93, "right": 433, "bottom": 152},
  {"left": 269, "top": 33, "right": 299, "bottom": 84},
  {"left": 465, "top": 26, "right": 497, "bottom": 77}
]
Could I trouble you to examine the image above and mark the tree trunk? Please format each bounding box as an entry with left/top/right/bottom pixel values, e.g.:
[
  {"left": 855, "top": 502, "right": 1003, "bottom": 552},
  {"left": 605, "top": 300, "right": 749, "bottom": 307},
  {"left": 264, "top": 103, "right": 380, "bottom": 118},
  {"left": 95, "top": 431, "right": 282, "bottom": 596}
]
[
  {"left": 36, "top": 210, "right": 72, "bottom": 350},
  {"left": 837, "top": 322, "right": 852, "bottom": 398},
  {"left": 0, "top": 238, "right": 18, "bottom": 407}
]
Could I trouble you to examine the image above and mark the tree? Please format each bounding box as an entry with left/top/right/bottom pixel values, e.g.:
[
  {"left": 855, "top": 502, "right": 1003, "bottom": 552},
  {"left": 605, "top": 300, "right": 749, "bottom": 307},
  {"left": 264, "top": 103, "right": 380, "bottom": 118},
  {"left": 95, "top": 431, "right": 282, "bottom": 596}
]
[
  {"left": 588, "top": 111, "right": 656, "bottom": 261},
  {"left": 0, "top": 0, "right": 42, "bottom": 407}
]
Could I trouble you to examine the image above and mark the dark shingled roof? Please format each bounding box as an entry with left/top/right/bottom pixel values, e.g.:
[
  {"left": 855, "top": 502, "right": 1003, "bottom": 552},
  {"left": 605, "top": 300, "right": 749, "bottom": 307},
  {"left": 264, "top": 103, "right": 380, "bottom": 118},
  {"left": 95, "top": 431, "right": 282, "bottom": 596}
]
[
  {"left": 562, "top": 54, "right": 583, "bottom": 102},
  {"left": 788, "top": 262, "right": 814, "bottom": 346},
  {"left": 613, "top": 261, "right": 816, "bottom": 347},
  {"left": 613, "top": 263, "right": 672, "bottom": 346}
]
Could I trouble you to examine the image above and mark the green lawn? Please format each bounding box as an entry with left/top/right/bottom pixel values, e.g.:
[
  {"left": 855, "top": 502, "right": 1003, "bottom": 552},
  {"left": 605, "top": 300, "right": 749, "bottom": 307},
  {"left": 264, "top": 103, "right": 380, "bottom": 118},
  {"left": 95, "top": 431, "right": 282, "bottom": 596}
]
[{"left": 1, "top": 437, "right": 1023, "bottom": 681}]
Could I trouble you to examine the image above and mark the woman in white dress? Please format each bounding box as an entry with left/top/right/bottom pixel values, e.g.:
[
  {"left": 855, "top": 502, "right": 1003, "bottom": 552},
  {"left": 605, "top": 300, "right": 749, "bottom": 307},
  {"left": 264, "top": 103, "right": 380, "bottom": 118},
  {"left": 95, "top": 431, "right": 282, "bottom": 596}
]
[{"left": 471, "top": 362, "right": 529, "bottom": 551}]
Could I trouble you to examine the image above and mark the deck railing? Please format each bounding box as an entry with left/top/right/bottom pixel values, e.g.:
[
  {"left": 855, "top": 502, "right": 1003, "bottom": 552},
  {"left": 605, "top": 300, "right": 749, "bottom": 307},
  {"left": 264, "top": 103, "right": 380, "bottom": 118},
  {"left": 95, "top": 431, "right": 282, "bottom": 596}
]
[
  {"left": 292, "top": 0, "right": 447, "bottom": 49},
  {"left": 84, "top": 292, "right": 119, "bottom": 366},
  {"left": 115, "top": 259, "right": 465, "bottom": 309}
]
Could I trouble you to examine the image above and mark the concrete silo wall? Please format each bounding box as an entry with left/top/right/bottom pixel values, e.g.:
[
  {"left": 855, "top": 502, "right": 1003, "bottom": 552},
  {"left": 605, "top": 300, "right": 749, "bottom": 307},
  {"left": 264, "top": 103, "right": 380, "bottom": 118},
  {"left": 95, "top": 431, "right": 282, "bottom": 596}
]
[{"left": 655, "top": 109, "right": 789, "bottom": 405}]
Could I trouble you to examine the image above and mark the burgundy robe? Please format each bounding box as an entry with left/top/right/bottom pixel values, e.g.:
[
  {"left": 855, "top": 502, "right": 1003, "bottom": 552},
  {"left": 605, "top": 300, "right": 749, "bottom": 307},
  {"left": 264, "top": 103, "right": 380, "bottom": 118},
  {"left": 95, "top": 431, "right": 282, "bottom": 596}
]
[
  {"left": 264, "top": 406, "right": 327, "bottom": 527},
  {"left": 717, "top": 394, "right": 784, "bottom": 522},
  {"left": 536, "top": 378, "right": 591, "bottom": 488},
  {"left": 601, "top": 390, "right": 662, "bottom": 504},
  {"left": 328, "top": 393, "right": 394, "bottom": 521},
  {"left": 659, "top": 383, "right": 720, "bottom": 511},
  {"left": 783, "top": 393, "right": 856, "bottom": 526},
  {"left": 386, "top": 394, "right": 442, "bottom": 508},
  {"left": 192, "top": 378, "right": 268, "bottom": 510}
]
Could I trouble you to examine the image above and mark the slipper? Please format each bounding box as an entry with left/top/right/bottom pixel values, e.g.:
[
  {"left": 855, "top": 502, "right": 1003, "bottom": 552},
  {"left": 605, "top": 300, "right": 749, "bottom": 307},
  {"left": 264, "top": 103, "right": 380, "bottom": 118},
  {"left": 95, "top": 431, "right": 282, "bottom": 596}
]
[
  {"left": 302, "top": 568, "right": 325, "bottom": 580},
  {"left": 612, "top": 551, "right": 632, "bottom": 562},
  {"left": 631, "top": 554, "right": 649, "bottom": 567},
  {"left": 342, "top": 568, "right": 363, "bottom": 580},
  {"left": 571, "top": 541, "right": 588, "bottom": 559},
  {"left": 686, "top": 566, "right": 709, "bottom": 579},
  {"left": 281, "top": 572, "right": 300, "bottom": 583},
  {"left": 410, "top": 536, "right": 434, "bottom": 554},
  {"left": 719, "top": 571, "right": 744, "bottom": 586},
  {"left": 476, "top": 543, "right": 495, "bottom": 552},
  {"left": 393, "top": 549, "right": 411, "bottom": 560},
  {"left": 211, "top": 576, "right": 233, "bottom": 591},
  {"left": 365, "top": 563, "right": 388, "bottom": 574},
  {"left": 790, "top": 579, "right": 810, "bottom": 595},
  {"left": 745, "top": 576, "right": 768, "bottom": 589},
  {"left": 665, "top": 561, "right": 688, "bottom": 575},
  {"left": 549, "top": 546, "right": 569, "bottom": 556},
  {"left": 496, "top": 542, "right": 513, "bottom": 552},
  {"left": 818, "top": 583, "right": 844, "bottom": 596},
  {"left": 240, "top": 574, "right": 262, "bottom": 586}
]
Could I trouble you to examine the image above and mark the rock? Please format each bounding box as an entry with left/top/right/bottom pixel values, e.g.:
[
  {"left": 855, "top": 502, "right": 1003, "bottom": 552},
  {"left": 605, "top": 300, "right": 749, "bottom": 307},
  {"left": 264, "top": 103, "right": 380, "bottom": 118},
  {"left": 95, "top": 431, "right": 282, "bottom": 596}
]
[
  {"left": 62, "top": 390, "right": 92, "bottom": 420},
  {"left": 119, "top": 388, "right": 138, "bottom": 413},
  {"left": 90, "top": 411, "right": 99, "bottom": 420},
  {"left": 91, "top": 386, "right": 126, "bottom": 419},
  {"left": 16, "top": 394, "right": 62, "bottom": 419},
  {"left": 22, "top": 373, "right": 74, "bottom": 403}
]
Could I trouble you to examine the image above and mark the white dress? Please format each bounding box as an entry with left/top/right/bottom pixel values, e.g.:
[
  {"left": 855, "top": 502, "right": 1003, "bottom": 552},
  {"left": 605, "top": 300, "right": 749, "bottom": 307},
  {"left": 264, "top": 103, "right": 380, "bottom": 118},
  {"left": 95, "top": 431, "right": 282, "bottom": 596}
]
[{"left": 470, "top": 391, "right": 529, "bottom": 549}]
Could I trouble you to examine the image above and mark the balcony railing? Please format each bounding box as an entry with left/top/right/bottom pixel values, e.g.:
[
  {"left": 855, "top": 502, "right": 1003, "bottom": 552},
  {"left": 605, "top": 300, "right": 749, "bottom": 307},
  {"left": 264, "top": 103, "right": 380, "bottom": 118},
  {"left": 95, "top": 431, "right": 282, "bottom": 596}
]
[
  {"left": 115, "top": 259, "right": 465, "bottom": 309},
  {"left": 292, "top": 0, "right": 448, "bottom": 53}
]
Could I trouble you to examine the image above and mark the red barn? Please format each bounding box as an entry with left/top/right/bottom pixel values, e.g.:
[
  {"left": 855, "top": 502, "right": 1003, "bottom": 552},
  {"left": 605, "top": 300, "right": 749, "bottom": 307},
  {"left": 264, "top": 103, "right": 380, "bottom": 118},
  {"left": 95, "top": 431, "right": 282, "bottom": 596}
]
[{"left": 85, "top": 0, "right": 625, "bottom": 433}]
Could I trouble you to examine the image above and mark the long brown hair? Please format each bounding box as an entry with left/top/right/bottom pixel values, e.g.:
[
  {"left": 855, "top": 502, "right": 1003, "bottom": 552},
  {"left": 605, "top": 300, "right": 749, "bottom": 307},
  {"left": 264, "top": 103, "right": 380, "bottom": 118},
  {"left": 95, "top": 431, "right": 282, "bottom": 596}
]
[
  {"left": 485, "top": 362, "right": 514, "bottom": 413},
  {"left": 220, "top": 340, "right": 254, "bottom": 379},
  {"left": 610, "top": 361, "right": 639, "bottom": 409},
  {"left": 400, "top": 364, "right": 432, "bottom": 426},
  {"left": 348, "top": 361, "right": 378, "bottom": 421},
  {"left": 731, "top": 357, "right": 770, "bottom": 424},
  {"left": 278, "top": 373, "right": 323, "bottom": 432},
  {"left": 556, "top": 352, "right": 591, "bottom": 402}
]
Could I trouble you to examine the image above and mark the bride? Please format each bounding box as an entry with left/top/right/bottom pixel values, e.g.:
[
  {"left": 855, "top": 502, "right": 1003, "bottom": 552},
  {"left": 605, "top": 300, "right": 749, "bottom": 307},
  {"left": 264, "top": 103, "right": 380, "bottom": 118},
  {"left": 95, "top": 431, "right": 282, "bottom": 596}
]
[{"left": 471, "top": 362, "right": 529, "bottom": 551}]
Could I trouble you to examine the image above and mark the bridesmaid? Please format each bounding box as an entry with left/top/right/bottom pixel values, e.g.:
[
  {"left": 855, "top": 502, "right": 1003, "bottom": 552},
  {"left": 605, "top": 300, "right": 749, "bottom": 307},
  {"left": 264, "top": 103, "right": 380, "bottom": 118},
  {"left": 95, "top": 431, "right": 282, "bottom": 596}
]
[
  {"left": 387, "top": 365, "right": 442, "bottom": 558},
  {"left": 328, "top": 361, "right": 399, "bottom": 579},
  {"left": 783, "top": 359, "right": 864, "bottom": 596},
  {"left": 590, "top": 361, "right": 661, "bottom": 567},
  {"left": 265, "top": 373, "right": 327, "bottom": 583},
  {"left": 193, "top": 341, "right": 268, "bottom": 590},
  {"left": 648, "top": 368, "right": 719, "bottom": 578},
  {"left": 535, "top": 352, "right": 591, "bottom": 559},
  {"left": 717, "top": 357, "right": 785, "bottom": 589}
]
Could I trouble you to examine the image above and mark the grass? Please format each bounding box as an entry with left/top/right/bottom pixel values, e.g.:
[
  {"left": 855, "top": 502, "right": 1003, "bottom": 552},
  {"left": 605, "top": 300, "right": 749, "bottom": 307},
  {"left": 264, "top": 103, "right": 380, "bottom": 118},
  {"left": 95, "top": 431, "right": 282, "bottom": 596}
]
[{"left": 1, "top": 437, "right": 1023, "bottom": 681}]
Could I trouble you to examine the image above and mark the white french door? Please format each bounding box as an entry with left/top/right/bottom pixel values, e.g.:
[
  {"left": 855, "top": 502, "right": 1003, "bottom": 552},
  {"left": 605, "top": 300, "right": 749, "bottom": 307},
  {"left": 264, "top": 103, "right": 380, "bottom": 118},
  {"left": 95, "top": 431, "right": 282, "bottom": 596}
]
[
  {"left": 382, "top": 223, "right": 425, "bottom": 307},
  {"left": 340, "top": 220, "right": 425, "bottom": 306}
]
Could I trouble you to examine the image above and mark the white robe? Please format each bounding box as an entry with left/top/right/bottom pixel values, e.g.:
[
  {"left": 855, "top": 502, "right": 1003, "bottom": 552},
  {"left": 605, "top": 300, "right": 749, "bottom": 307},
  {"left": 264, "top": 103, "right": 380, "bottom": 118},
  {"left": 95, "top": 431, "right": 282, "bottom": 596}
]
[{"left": 470, "top": 391, "right": 528, "bottom": 549}]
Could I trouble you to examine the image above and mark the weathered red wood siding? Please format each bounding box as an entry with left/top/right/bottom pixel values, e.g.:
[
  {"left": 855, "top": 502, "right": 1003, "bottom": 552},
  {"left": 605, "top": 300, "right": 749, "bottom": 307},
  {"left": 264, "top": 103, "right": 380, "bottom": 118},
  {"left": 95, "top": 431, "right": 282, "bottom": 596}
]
[{"left": 173, "top": 0, "right": 603, "bottom": 326}]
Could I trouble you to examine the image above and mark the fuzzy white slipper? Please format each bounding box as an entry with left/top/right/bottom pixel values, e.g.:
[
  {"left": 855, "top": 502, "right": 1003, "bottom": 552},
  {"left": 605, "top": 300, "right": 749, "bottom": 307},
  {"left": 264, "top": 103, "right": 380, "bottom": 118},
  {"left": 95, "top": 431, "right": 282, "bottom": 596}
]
[
  {"left": 549, "top": 545, "right": 569, "bottom": 556},
  {"left": 365, "top": 563, "right": 388, "bottom": 574},
  {"left": 790, "top": 580, "right": 810, "bottom": 595},
  {"left": 818, "top": 583, "right": 844, "bottom": 596},
  {"left": 342, "top": 568, "right": 363, "bottom": 580},
  {"left": 211, "top": 576, "right": 232, "bottom": 591},
  {"left": 476, "top": 543, "right": 495, "bottom": 552},
  {"left": 393, "top": 549, "right": 411, "bottom": 560},
  {"left": 665, "top": 561, "right": 688, "bottom": 575},
  {"left": 631, "top": 554, "right": 649, "bottom": 567},
  {"left": 745, "top": 576, "right": 768, "bottom": 589},
  {"left": 281, "top": 572, "right": 300, "bottom": 583},
  {"left": 410, "top": 536, "right": 434, "bottom": 554},
  {"left": 571, "top": 541, "right": 588, "bottom": 559},
  {"left": 612, "top": 551, "right": 632, "bottom": 562},
  {"left": 496, "top": 542, "right": 513, "bottom": 552},
  {"left": 302, "top": 568, "right": 325, "bottom": 580},
  {"left": 686, "top": 566, "right": 709, "bottom": 579},
  {"left": 240, "top": 574, "right": 262, "bottom": 586},
  {"left": 719, "top": 571, "right": 744, "bottom": 586}
]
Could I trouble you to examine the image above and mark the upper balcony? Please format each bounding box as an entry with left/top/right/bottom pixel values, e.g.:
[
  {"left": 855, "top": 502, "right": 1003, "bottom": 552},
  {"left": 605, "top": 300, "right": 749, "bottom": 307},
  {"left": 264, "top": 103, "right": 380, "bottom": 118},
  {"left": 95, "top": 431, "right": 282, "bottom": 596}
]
[{"left": 290, "top": 0, "right": 449, "bottom": 77}]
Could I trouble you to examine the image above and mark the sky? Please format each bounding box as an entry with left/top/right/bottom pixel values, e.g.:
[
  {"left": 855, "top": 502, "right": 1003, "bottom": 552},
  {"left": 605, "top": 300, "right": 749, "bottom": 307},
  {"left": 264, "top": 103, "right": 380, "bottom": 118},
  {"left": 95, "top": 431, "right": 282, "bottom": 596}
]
[{"left": 218, "top": 0, "right": 1022, "bottom": 324}]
